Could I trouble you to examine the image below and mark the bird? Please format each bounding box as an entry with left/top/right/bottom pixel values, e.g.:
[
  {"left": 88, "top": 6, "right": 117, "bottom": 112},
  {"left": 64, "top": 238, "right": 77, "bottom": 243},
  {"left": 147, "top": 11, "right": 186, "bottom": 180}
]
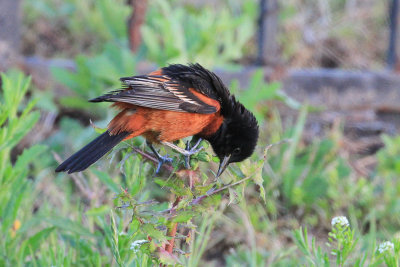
[{"left": 55, "top": 63, "right": 259, "bottom": 177}]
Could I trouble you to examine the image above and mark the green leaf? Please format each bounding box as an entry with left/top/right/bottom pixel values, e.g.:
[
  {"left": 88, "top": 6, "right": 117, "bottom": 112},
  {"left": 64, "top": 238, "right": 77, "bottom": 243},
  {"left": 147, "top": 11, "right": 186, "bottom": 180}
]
[
  {"left": 158, "top": 248, "right": 181, "bottom": 266},
  {"left": 45, "top": 216, "right": 96, "bottom": 237},
  {"left": 253, "top": 161, "right": 267, "bottom": 204},
  {"left": 301, "top": 175, "right": 328, "bottom": 204},
  {"left": 20, "top": 227, "right": 56, "bottom": 258},
  {"left": 92, "top": 169, "right": 121, "bottom": 193},
  {"left": 50, "top": 66, "right": 81, "bottom": 91},
  {"left": 15, "top": 145, "right": 47, "bottom": 170},
  {"left": 86, "top": 205, "right": 111, "bottom": 216},
  {"left": 142, "top": 224, "right": 168, "bottom": 242},
  {"left": 5, "top": 111, "right": 40, "bottom": 149},
  {"left": 172, "top": 210, "right": 195, "bottom": 223},
  {"left": 109, "top": 210, "right": 123, "bottom": 266},
  {"left": 2, "top": 181, "right": 28, "bottom": 232}
]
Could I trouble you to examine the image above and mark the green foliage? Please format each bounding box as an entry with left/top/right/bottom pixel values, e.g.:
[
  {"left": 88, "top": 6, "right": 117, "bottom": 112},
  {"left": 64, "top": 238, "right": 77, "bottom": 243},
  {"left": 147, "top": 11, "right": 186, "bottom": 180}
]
[
  {"left": 0, "top": 72, "right": 39, "bottom": 153},
  {"left": 66, "top": 0, "right": 129, "bottom": 43},
  {"left": 0, "top": 71, "right": 47, "bottom": 265},
  {"left": 6, "top": 65, "right": 400, "bottom": 265},
  {"left": 293, "top": 227, "right": 329, "bottom": 266},
  {"left": 12, "top": 1, "right": 400, "bottom": 265},
  {"left": 142, "top": 0, "right": 257, "bottom": 67},
  {"left": 51, "top": 43, "right": 137, "bottom": 116},
  {"left": 24, "top": 0, "right": 258, "bottom": 67},
  {"left": 186, "top": 211, "right": 220, "bottom": 267},
  {"left": 293, "top": 217, "right": 400, "bottom": 266},
  {"left": 91, "top": 132, "right": 271, "bottom": 265},
  {"left": 24, "top": 0, "right": 130, "bottom": 53},
  {"left": 265, "top": 106, "right": 343, "bottom": 208},
  {"left": 328, "top": 219, "right": 357, "bottom": 265},
  {"left": 377, "top": 134, "right": 400, "bottom": 175},
  {"left": 371, "top": 134, "right": 400, "bottom": 232},
  {"left": 230, "top": 69, "right": 300, "bottom": 123}
]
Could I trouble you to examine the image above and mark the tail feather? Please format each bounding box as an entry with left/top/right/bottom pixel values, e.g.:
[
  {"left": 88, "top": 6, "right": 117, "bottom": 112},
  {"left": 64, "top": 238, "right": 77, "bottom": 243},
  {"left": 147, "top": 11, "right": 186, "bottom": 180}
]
[{"left": 55, "top": 131, "right": 130, "bottom": 173}]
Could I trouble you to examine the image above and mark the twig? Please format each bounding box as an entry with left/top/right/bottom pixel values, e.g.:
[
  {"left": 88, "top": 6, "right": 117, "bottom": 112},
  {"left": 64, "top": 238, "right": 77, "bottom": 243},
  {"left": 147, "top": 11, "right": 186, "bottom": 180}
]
[
  {"left": 190, "top": 176, "right": 253, "bottom": 206},
  {"left": 128, "top": 145, "right": 175, "bottom": 173},
  {"left": 183, "top": 140, "right": 292, "bottom": 207}
]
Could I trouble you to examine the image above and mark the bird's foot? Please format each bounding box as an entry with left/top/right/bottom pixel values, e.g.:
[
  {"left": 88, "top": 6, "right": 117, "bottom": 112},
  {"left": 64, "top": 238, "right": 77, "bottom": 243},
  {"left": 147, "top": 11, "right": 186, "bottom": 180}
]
[
  {"left": 183, "top": 138, "right": 204, "bottom": 168},
  {"left": 155, "top": 154, "right": 173, "bottom": 174},
  {"left": 148, "top": 143, "right": 173, "bottom": 174},
  {"left": 160, "top": 139, "right": 204, "bottom": 169}
]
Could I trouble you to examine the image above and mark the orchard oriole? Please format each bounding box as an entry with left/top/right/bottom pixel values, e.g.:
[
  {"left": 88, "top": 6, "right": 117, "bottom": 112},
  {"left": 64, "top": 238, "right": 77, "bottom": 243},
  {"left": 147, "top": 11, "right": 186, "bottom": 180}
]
[{"left": 55, "top": 64, "right": 259, "bottom": 177}]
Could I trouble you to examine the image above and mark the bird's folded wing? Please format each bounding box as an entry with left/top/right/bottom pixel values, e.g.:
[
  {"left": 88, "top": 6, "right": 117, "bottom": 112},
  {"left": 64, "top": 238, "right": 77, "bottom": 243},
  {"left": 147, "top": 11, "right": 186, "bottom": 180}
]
[{"left": 89, "top": 75, "right": 217, "bottom": 114}]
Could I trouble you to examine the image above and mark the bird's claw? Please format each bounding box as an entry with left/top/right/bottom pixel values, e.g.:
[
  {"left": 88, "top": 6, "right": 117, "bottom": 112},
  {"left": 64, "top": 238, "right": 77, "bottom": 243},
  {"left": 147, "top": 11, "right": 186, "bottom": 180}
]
[
  {"left": 155, "top": 154, "right": 173, "bottom": 174},
  {"left": 148, "top": 143, "right": 173, "bottom": 174},
  {"left": 184, "top": 139, "right": 204, "bottom": 168}
]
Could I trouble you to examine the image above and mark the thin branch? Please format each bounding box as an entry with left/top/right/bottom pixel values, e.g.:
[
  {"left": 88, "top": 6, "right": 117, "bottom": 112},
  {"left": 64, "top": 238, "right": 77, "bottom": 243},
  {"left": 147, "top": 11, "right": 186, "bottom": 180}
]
[
  {"left": 188, "top": 140, "right": 292, "bottom": 206},
  {"left": 155, "top": 174, "right": 256, "bottom": 216},
  {"left": 190, "top": 176, "right": 253, "bottom": 206},
  {"left": 128, "top": 144, "right": 175, "bottom": 173}
]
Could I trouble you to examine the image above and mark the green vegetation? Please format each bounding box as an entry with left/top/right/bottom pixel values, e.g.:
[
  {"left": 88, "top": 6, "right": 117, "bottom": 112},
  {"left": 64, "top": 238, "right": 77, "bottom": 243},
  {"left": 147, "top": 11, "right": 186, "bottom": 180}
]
[
  {"left": 23, "top": 0, "right": 130, "bottom": 55},
  {"left": 1, "top": 0, "right": 399, "bottom": 266},
  {"left": 51, "top": 43, "right": 137, "bottom": 117},
  {"left": 3, "top": 69, "right": 400, "bottom": 265},
  {"left": 142, "top": 0, "right": 256, "bottom": 67},
  {"left": 0, "top": 71, "right": 47, "bottom": 265}
]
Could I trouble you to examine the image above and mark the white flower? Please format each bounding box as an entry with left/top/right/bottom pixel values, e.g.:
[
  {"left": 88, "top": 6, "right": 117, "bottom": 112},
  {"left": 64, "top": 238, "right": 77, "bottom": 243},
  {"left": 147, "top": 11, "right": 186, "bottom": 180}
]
[
  {"left": 130, "top": 239, "right": 148, "bottom": 252},
  {"left": 331, "top": 216, "right": 349, "bottom": 228},
  {"left": 378, "top": 241, "right": 394, "bottom": 254}
]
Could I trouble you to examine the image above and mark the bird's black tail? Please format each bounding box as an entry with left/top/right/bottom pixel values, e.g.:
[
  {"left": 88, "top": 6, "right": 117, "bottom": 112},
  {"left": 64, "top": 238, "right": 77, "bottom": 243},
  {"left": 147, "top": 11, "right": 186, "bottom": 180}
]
[{"left": 55, "top": 131, "right": 130, "bottom": 173}]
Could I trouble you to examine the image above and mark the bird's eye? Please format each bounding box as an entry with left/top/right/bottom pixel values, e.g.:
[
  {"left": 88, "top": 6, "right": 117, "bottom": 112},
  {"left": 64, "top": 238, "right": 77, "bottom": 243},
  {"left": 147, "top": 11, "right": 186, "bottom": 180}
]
[{"left": 233, "top": 147, "right": 241, "bottom": 155}]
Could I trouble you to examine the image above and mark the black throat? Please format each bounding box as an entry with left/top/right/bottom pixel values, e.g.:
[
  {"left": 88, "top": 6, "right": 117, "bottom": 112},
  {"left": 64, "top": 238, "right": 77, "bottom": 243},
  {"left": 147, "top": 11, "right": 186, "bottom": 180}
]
[{"left": 202, "top": 121, "right": 227, "bottom": 158}]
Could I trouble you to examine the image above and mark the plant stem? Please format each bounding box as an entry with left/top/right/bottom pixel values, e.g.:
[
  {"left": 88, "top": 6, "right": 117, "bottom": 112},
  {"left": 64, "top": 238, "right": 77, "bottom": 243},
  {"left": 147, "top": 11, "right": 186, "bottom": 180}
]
[
  {"left": 165, "top": 222, "right": 178, "bottom": 254},
  {"left": 160, "top": 196, "right": 182, "bottom": 267},
  {"left": 165, "top": 196, "right": 183, "bottom": 252}
]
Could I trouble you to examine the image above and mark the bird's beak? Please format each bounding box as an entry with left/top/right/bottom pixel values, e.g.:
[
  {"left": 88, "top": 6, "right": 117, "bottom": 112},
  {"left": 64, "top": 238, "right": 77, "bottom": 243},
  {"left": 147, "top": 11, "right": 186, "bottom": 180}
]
[{"left": 216, "top": 155, "right": 231, "bottom": 178}]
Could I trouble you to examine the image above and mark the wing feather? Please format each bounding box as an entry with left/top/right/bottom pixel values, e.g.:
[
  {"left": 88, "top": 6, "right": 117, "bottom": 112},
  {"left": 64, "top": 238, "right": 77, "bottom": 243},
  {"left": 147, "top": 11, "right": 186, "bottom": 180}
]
[{"left": 90, "top": 75, "right": 217, "bottom": 114}]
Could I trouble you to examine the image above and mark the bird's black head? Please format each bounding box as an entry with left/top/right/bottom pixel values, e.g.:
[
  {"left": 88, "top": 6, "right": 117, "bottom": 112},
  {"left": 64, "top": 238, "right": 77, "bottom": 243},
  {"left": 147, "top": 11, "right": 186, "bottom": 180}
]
[{"left": 206, "top": 96, "right": 259, "bottom": 176}]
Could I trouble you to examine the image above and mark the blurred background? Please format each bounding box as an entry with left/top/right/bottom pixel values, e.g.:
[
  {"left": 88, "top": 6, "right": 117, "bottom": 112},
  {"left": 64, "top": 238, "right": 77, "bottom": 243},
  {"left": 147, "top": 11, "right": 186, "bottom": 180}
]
[{"left": 1, "top": 0, "right": 400, "bottom": 266}]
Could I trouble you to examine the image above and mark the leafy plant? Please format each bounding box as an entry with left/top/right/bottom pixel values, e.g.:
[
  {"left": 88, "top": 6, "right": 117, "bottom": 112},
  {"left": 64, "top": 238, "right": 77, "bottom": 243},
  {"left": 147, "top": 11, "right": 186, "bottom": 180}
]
[
  {"left": 83, "top": 131, "right": 269, "bottom": 265},
  {"left": 0, "top": 71, "right": 47, "bottom": 265},
  {"left": 371, "top": 134, "right": 400, "bottom": 232},
  {"left": 264, "top": 107, "right": 345, "bottom": 209},
  {"left": 293, "top": 227, "right": 330, "bottom": 266},
  {"left": 23, "top": 0, "right": 130, "bottom": 54},
  {"left": 51, "top": 43, "right": 137, "bottom": 117},
  {"left": 230, "top": 69, "right": 300, "bottom": 123},
  {"left": 293, "top": 216, "right": 400, "bottom": 266},
  {"left": 13, "top": 1, "right": 400, "bottom": 265},
  {"left": 142, "top": 0, "right": 257, "bottom": 67}
]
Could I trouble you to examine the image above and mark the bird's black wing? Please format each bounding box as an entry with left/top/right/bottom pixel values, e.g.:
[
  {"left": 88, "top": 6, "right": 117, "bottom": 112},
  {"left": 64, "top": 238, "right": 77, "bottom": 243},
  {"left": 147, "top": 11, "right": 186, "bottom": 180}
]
[{"left": 89, "top": 75, "right": 217, "bottom": 114}]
